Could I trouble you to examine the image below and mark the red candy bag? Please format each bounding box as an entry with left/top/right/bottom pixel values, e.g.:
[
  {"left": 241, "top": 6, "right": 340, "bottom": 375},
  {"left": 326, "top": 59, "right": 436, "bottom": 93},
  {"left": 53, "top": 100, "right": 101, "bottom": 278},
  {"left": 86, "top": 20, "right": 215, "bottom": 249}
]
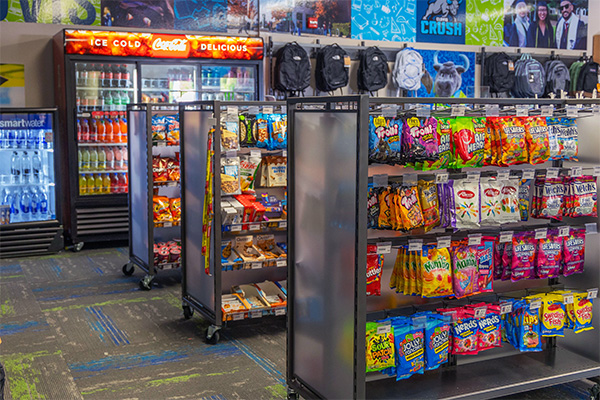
[
  {"left": 563, "top": 228, "right": 586, "bottom": 277},
  {"left": 367, "top": 244, "right": 383, "bottom": 296},
  {"left": 536, "top": 229, "right": 563, "bottom": 279}
]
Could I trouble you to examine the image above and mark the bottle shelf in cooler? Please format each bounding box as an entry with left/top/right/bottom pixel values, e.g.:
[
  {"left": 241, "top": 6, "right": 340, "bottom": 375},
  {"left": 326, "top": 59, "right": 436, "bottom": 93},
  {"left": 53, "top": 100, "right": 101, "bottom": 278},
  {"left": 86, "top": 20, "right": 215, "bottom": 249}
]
[
  {"left": 0, "top": 148, "right": 53, "bottom": 152},
  {"left": 78, "top": 143, "right": 127, "bottom": 147},
  {"left": 201, "top": 86, "right": 255, "bottom": 93},
  {"left": 142, "top": 88, "right": 198, "bottom": 93},
  {"left": 80, "top": 170, "right": 128, "bottom": 174},
  {"left": 2, "top": 182, "right": 55, "bottom": 187},
  {"left": 76, "top": 86, "right": 135, "bottom": 91}
]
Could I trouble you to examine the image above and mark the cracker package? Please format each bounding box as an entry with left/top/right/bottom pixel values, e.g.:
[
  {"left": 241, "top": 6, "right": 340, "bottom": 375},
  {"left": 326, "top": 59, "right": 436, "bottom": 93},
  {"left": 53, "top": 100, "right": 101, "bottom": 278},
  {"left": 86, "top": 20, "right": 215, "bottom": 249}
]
[{"left": 221, "top": 157, "right": 242, "bottom": 196}]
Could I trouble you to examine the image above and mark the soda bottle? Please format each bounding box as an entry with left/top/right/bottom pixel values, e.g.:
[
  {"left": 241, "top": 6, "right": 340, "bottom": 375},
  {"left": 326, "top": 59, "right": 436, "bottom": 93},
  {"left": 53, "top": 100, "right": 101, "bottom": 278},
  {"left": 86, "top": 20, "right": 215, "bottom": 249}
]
[
  {"left": 104, "top": 113, "right": 113, "bottom": 143},
  {"left": 114, "top": 146, "right": 123, "bottom": 170},
  {"left": 118, "top": 173, "right": 128, "bottom": 193},
  {"left": 30, "top": 187, "right": 39, "bottom": 220},
  {"left": 103, "top": 91, "right": 113, "bottom": 110},
  {"left": 20, "top": 188, "right": 31, "bottom": 222},
  {"left": 99, "top": 64, "right": 106, "bottom": 87},
  {"left": 121, "top": 64, "right": 130, "bottom": 88},
  {"left": 119, "top": 112, "right": 128, "bottom": 143},
  {"left": 79, "top": 173, "right": 87, "bottom": 196},
  {"left": 32, "top": 151, "right": 42, "bottom": 183},
  {"left": 77, "top": 119, "right": 82, "bottom": 142},
  {"left": 98, "top": 147, "right": 106, "bottom": 170},
  {"left": 10, "top": 190, "right": 20, "bottom": 222},
  {"left": 81, "top": 148, "right": 90, "bottom": 171},
  {"left": 102, "top": 173, "right": 111, "bottom": 194},
  {"left": 112, "top": 64, "right": 121, "bottom": 88},
  {"left": 110, "top": 173, "right": 119, "bottom": 193},
  {"left": 90, "top": 147, "right": 98, "bottom": 170},
  {"left": 112, "top": 112, "right": 120, "bottom": 142},
  {"left": 96, "top": 113, "right": 106, "bottom": 143},
  {"left": 87, "top": 172, "right": 95, "bottom": 194},
  {"left": 121, "top": 91, "right": 130, "bottom": 107},
  {"left": 89, "top": 114, "right": 98, "bottom": 143},
  {"left": 80, "top": 118, "right": 90, "bottom": 142},
  {"left": 80, "top": 63, "right": 89, "bottom": 86},
  {"left": 94, "top": 174, "right": 103, "bottom": 195},
  {"left": 105, "top": 146, "right": 114, "bottom": 170},
  {"left": 38, "top": 187, "right": 48, "bottom": 218},
  {"left": 104, "top": 64, "right": 113, "bottom": 88},
  {"left": 11, "top": 151, "right": 21, "bottom": 183}
]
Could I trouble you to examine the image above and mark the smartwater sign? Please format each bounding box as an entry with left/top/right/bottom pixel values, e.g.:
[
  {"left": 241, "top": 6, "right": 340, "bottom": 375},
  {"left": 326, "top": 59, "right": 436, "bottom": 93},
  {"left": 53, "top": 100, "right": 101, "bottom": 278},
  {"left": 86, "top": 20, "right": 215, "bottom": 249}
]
[
  {"left": 416, "top": 0, "right": 466, "bottom": 45},
  {"left": 0, "top": 114, "right": 53, "bottom": 130}
]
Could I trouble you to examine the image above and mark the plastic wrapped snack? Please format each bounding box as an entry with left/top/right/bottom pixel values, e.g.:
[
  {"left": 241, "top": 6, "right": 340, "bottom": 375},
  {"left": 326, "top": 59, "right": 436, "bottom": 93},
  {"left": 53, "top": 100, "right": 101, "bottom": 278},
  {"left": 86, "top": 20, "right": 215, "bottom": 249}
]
[
  {"left": 366, "top": 321, "right": 395, "bottom": 373},
  {"left": 153, "top": 196, "right": 172, "bottom": 222},
  {"left": 452, "top": 179, "right": 480, "bottom": 229},
  {"left": 524, "top": 116, "right": 550, "bottom": 165},
  {"left": 450, "top": 117, "right": 484, "bottom": 168},
  {"left": 165, "top": 114, "right": 180, "bottom": 145},
  {"left": 221, "top": 157, "right": 242, "bottom": 196},
  {"left": 239, "top": 155, "right": 261, "bottom": 192},
  {"left": 220, "top": 116, "right": 240, "bottom": 152},
  {"left": 369, "top": 115, "right": 402, "bottom": 164}
]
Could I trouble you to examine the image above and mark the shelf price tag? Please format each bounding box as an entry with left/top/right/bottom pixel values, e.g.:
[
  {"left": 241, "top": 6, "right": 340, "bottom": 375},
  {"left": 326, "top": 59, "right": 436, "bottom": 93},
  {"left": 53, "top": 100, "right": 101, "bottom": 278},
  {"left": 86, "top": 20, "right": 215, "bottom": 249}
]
[
  {"left": 408, "top": 239, "right": 423, "bottom": 252},
  {"left": 376, "top": 241, "right": 392, "bottom": 255},
  {"left": 382, "top": 105, "right": 398, "bottom": 118},
  {"left": 562, "top": 294, "right": 574, "bottom": 305},
  {"left": 262, "top": 106, "right": 273, "bottom": 115},
  {"left": 593, "top": 166, "right": 600, "bottom": 177},
  {"left": 416, "top": 104, "right": 431, "bottom": 118},
  {"left": 276, "top": 260, "right": 287, "bottom": 267},
  {"left": 485, "top": 104, "right": 500, "bottom": 117},
  {"left": 566, "top": 105, "right": 578, "bottom": 118},
  {"left": 249, "top": 223, "right": 260, "bottom": 231},
  {"left": 281, "top": 105, "right": 287, "bottom": 114},
  {"left": 282, "top": 150, "right": 288, "bottom": 158},
  {"left": 451, "top": 104, "right": 465, "bottom": 117},
  {"left": 156, "top": 141, "right": 166, "bottom": 147},
  {"left": 535, "top": 228, "right": 548, "bottom": 240},
  {"left": 558, "top": 226, "right": 570, "bottom": 237},
  {"left": 251, "top": 311, "right": 262, "bottom": 318},
  {"left": 466, "top": 171, "right": 481, "bottom": 182},
  {"left": 541, "top": 105, "right": 554, "bottom": 117},
  {"left": 226, "top": 150, "right": 237, "bottom": 158},
  {"left": 468, "top": 234, "right": 482, "bottom": 246},
  {"left": 500, "top": 303, "right": 513, "bottom": 315},
  {"left": 587, "top": 288, "right": 598, "bottom": 299},
  {"left": 530, "top": 300, "right": 542, "bottom": 310},
  {"left": 231, "top": 224, "right": 242, "bottom": 232},
  {"left": 522, "top": 169, "right": 535, "bottom": 180},
  {"left": 232, "top": 313, "right": 244, "bottom": 321},
  {"left": 570, "top": 167, "right": 583, "bottom": 177},
  {"left": 546, "top": 168, "right": 560, "bottom": 179},
  {"left": 499, "top": 231, "right": 514, "bottom": 243},
  {"left": 275, "top": 308, "right": 286, "bottom": 316},
  {"left": 474, "top": 306, "right": 487, "bottom": 319},
  {"left": 251, "top": 262, "right": 262, "bottom": 269},
  {"left": 248, "top": 106, "right": 260, "bottom": 115},
  {"left": 435, "top": 173, "right": 449, "bottom": 184},
  {"left": 279, "top": 221, "right": 287, "bottom": 229},
  {"left": 168, "top": 181, "right": 177, "bottom": 187},
  {"left": 373, "top": 174, "right": 389, "bottom": 188},
  {"left": 377, "top": 323, "right": 391, "bottom": 335},
  {"left": 226, "top": 106, "right": 239, "bottom": 115},
  {"left": 497, "top": 170, "right": 510, "bottom": 181},
  {"left": 586, "top": 223, "right": 598, "bottom": 235},
  {"left": 250, "top": 150, "right": 261, "bottom": 159},
  {"left": 516, "top": 104, "right": 529, "bottom": 117},
  {"left": 163, "top": 221, "right": 172, "bottom": 228},
  {"left": 437, "top": 236, "right": 451, "bottom": 249},
  {"left": 403, "top": 174, "right": 417, "bottom": 186},
  {"left": 443, "top": 311, "right": 458, "bottom": 322}
]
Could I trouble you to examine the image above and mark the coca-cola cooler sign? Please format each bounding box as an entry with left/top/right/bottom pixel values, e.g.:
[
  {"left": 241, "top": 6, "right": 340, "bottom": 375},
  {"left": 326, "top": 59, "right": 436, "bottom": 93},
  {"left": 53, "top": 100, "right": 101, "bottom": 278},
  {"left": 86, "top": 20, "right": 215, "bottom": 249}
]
[{"left": 64, "top": 30, "right": 264, "bottom": 60}]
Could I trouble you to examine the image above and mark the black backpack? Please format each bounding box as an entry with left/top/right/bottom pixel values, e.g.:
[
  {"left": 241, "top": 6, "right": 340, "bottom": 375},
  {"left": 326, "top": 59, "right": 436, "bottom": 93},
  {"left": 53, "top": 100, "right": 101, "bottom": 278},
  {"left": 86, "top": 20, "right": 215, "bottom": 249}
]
[
  {"left": 512, "top": 54, "right": 546, "bottom": 98},
  {"left": 273, "top": 42, "right": 311, "bottom": 95},
  {"left": 544, "top": 59, "right": 570, "bottom": 96},
  {"left": 315, "top": 44, "right": 349, "bottom": 93},
  {"left": 357, "top": 46, "right": 389, "bottom": 93},
  {"left": 576, "top": 61, "right": 599, "bottom": 93},
  {"left": 484, "top": 52, "right": 515, "bottom": 95}
]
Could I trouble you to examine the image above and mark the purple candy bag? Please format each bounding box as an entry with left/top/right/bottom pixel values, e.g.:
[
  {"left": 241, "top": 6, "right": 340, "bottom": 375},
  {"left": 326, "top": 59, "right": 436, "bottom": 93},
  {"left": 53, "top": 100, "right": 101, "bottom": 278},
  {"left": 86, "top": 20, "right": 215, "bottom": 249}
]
[
  {"left": 536, "top": 228, "right": 562, "bottom": 279},
  {"left": 511, "top": 232, "right": 537, "bottom": 281}
]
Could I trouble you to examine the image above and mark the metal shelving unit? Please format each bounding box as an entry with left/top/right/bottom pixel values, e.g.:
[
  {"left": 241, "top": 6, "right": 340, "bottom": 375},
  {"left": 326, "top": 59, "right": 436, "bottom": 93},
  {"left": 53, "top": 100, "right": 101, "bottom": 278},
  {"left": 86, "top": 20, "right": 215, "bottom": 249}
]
[
  {"left": 286, "top": 95, "right": 600, "bottom": 399},
  {"left": 180, "top": 100, "right": 288, "bottom": 343}
]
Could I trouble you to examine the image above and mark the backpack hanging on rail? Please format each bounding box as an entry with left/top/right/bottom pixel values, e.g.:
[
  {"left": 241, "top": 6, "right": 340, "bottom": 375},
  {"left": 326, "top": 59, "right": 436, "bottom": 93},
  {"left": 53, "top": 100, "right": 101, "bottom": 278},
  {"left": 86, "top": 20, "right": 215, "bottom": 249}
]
[
  {"left": 576, "top": 60, "right": 599, "bottom": 94},
  {"left": 273, "top": 42, "right": 311, "bottom": 97},
  {"left": 315, "top": 44, "right": 350, "bottom": 93},
  {"left": 569, "top": 60, "right": 585, "bottom": 93},
  {"left": 392, "top": 47, "right": 425, "bottom": 92},
  {"left": 544, "top": 59, "right": 570, "bottom": 97},
  {"left": 512, "top": 54, "right": 546, "bottom": 98},
  {"left": 357, "top": 46, "right": 389, "bottom": 94},
  {"left": 484, "top": 52, "right": 515, "bottom": 96}
]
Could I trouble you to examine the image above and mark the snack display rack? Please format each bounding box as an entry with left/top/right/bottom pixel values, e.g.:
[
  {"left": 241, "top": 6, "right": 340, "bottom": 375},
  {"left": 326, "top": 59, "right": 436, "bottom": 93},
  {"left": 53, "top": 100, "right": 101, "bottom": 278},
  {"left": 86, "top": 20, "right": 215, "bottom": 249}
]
[
  {"left": 286, "top": 95, "right": 600, "bottom": 400},
  {"left": 123, "top": 103, "right": 181, "bottom": 290},
  {"left": 179, "top": 101, "right": 288, "bottom": 344}
]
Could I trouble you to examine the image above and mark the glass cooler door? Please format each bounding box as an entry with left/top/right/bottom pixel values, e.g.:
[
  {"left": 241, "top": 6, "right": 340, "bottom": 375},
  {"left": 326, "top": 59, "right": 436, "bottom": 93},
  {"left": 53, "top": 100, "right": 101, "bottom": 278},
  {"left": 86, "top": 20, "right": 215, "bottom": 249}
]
[
  {"left": 140, "top": 64, "right": 199, "bottom": 104},
  {"left": 200, "top": 65, "right": 257, "bottom": 101},
  {"left": 0, "top": 112, "right": 57, "bottom": 224}
]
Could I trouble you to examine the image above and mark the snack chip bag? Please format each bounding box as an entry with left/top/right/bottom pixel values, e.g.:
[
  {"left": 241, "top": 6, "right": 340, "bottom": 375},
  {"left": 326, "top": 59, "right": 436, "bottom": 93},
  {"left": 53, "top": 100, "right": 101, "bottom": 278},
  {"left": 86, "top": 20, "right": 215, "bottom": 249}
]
[
  {"left": 424, "top": 314, "right": 451, "bottom": 370},
  {"left": 398, "top": 184, "right": 424, "bottom": 231},
  {"left": 369, "top": 116, "right": 402, "bottom": 164},
  {"left": 165, "top": 114, "right": 180, "bottom": 145},
  {"left": 417, "top": 180, "right": 440, "bottom": 232},
  {"left": 476, "top": 309, "right": 502, "bottom": 351},
  {"left": 573, "top": 293, "right": 594, "bottom": 334},
  {"left": 563, "top": 228, "right": 586, "bottom": 276},
  {"left": 518, "top": 179, "right": 532, "bottom": 221},
  {"left": 477, "top": 238, "right": 495, "bottom": 293},
  {"left": 499, "top": 179, "right": 520, "bottom": 224},
  {"left": 536, "top": 229, "right": 562, "bottom": 279},
  {"left": 450, "top": 117, "right": 485, "bottom": 168},
  {"left": 220, "top": 157, "right": 242, "bottom": 196},
  {"left": 402, "top": 116, "right": 439, "bottom": 163},
  {"left": 479, "top": 178, "right": 502, "bottom": 226},
  {"left": 559, "top": 117, "right": 578, "bottom": 161},
  {"left": 422, "top": 118, "right": 452, "bottom": 170},
  {"left": 153, "top": 196, "right": 172, "bottom": 222},
  {"left": 449, "top": 311, "right": 479, "bottom": 355},
  {"left": 220, "top": 117, "right": 240, "bottom": 151},
  {"left": 393, "top": 317, "right": 425, "bottom": 380},
  {"left": 570, "top": 176, "right": 598, "bottom": 218},
  {"left": 451, "top": 243, "right": 479, "bottom": 298},
  {"left": 511, "top": 232, "right": 536, "bottom": 281},
  {"left": 169, "top": 197, "right": 181, "bottom": 221},
  {"left": 366, "top": 321, "right": 395, "bottom": 372},
  {"left": 498, "top": 117, "right": 528, "bottom": 165},
  {"left": 452, "top": 179, "right": 480, "bottom": 229},
  {"left": 519, "top": 303, "right": 542, "bottom": 352},
  {"left": 421, "top": 246, "right": 453, "bottom": 298},
  {"left": 524, "top": 117, "right": 550, "bottom": 164},
  {"left": 255, "top": 115, "right": 270, "bottom": 148},
  {"left": 269, "top": 114, "right": 287, "bottom": 150},
  {"left": 367, "top": 245, "right": 383, "bottom": 297},
  {"left": 540, "top": 295, "right": 566, "bottom": 337},
  {"left": 239, "top": 114, "right": 257, "bottom": 147},
  {"left": 151, "top": 114, "right": 167, "bottom": 141}
]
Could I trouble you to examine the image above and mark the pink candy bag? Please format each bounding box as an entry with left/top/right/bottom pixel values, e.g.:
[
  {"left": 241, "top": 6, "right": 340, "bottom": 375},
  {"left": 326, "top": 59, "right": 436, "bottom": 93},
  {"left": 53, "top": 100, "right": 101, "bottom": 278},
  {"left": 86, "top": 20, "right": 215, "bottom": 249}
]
[
  {"left": 511, "top": 232, "right": 537, "bottom": 281},
  {"left": 536, "top": 229, "right": 563, "bottom": 279},
  {"left": 563, "top": 228, "right": 586, "bottom": 276}
]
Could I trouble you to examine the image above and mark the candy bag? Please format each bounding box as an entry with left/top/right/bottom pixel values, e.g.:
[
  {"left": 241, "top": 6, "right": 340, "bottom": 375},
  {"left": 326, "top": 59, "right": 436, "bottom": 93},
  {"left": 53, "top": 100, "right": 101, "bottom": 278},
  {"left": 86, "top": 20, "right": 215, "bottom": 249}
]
[
  {"left": 402, "top": 116, "right": 439, "bottom": 163},
  {"left": 546, "top": 117, "right": 561, "bottom": 160},
  {"left": 424, "top": 314, "right": 451, "bottom": 370},
  {"left": 393, "top": 317, "right": 425, "bottom": 380},
  {"left": 573, "top": 293, "right": 594, "bottom": 334},
  {"left": 519, "top": 302, "right": 542, "bottom": 352},
  {"left": 369, "top": 116, "right": 402, "bottom": 164},
  {"left": 559, "top": 117, "right": 578, "bottom": 161},
  {"left": 449, "top": 310, "right": 479, "bottom": 355},
  {"left": 452, "top": 179, "right": 480, "bottom": 229},
  {"left": 537, "top": 177, "right": 565, "bottom": 220},
  {"left": 476, "top": 309, "right": 502, "bottom": 351},
  {"left": 536, "top": 229, "right": 562, "bottom": 279},
  {"left": 378, "top": 187, "right": 392, "bottom": 229},
  {"left": 422, "top": 118, "right": 452, "bottom": 170},
  {"left": 367, "top": 185, "right": 381, "bottom": 229},
  {"left": 518, "top": 179, "right": 532, "bottom": 221},
  {"left": 501, "top": 241, "right": 513, "bottom": 281},
  {"left": 417, "top": 180, "right": 440, "bottom": 232},
  {"left": 570, "top": 175, "right": 598, "bottom": 218},
  {"left": 540, "top": 295, "right": 566, "bottom": 337},
  {"left": 563, "top": 228, "right": 586, "bottom": 276},
  {"left": 498, "top": 117, "right": 528, "bottom": 165},
  {"left": 421, "top": 246, "right": 453, "bottom": 298},
  {"left": 398, "top": 184, "right": 424, "bottom": 231},
  {"left": 479, "top": 178, "right": 502, "bottom": 226},
  {"left": 269, "top": 114, "right": 287, "bottom": 150},
  {"left": 499, "top": 179, "right": 520, "bottom": 224},
  {"left": 524, "top": 116, "right": 550, "bottom": 165},
  {"left": 494, "top": 241, "right": 505, "bottom": 280},
  {"left": 511, "top": 232, "right": 536, "bottom": 281},
  {"left": 366, "top": 321, "right": 395, "bottom": 372},
  {"left": 450, "top": 117, "right": 485, "bottom": 168},
  {"left": 367, "top": 245, "right": 383, "bottom": 297},
  {"left": 451, "top": 242, "right": 479, "bottom": 298},
  {"left": 477, "top": 237, "right": 495, "bottom": 293}
]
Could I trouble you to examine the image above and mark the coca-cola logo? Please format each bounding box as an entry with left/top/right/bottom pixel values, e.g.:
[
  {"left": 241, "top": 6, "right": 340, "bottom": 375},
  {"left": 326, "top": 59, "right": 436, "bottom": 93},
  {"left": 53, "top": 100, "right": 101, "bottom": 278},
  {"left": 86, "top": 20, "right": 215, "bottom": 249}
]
[
  {"left": 501, "top": 186, "right": 517, "bottom": 195},
  {"left": 484, "top": 188, "right": 500, "bottom": 197},
  {"left": 458, "top": 190, "right": 475, "bottom": 199},
  {"left": 151, "top": 36, "right": 190, "bottom": 58}
]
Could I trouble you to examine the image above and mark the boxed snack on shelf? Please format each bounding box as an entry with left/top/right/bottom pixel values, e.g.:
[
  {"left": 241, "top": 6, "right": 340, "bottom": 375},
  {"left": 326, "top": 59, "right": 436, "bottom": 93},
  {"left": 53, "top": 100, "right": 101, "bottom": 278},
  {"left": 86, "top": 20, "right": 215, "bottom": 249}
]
[
  {"left": 222, "top": 293, "right": 251, "bottom": 320},
  {"left": 234, "top": 235, "right": 266, "bottom": 263},
  {"left": 232, "top": 284, "right": 271, "bottom": 312},
  {"left": 260, "top": 156, "right": 287, "bottom": 187},
  {"left": 256, "top": 234, "right": 287, "bottom": 266},
  {"left": 259, "top": 193, "right": 284, "bottom": 219},
  {"left": 221, "top": 240, "right": 243, "bottom": 270},
  {"left": 254, "top": 281, "right": 287, "bottom": 308}
]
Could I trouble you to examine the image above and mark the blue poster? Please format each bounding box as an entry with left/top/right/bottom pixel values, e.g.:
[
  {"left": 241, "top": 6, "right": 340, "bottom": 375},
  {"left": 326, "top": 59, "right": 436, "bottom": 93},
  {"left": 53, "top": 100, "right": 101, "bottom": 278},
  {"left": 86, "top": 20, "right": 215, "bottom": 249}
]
[
  {"left": 173, "top": 0, "right": 227, "bottom": 32},
  {"left": 351, "top": 0, "right": 416, "bottom": 42},
  {"left": 408, "top": 49, "right": 475, "bottom": 98},
  {"left": 416, "top": 0, "right": 466, "bottom": 44}
]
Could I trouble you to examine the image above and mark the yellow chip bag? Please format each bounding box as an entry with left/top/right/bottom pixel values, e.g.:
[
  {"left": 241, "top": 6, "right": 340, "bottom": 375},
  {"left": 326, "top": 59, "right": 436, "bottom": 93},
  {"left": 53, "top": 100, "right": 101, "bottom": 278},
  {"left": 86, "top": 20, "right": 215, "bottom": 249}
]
[
  {"left": 378, "top": 187, "right": 392, "bottom": 229},
  {"left": 418, "top": 180, "right": 440, "bottom": 232},
  {"left": 398, "top": 184, "right": 424, "bottom": 231}
]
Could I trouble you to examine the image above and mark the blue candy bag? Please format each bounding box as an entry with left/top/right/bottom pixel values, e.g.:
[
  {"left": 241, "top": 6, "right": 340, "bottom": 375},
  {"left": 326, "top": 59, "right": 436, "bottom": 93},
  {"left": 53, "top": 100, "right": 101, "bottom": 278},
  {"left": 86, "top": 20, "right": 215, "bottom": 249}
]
[{"left": 369, "top": 115, "right": 402, "bottom": 165}]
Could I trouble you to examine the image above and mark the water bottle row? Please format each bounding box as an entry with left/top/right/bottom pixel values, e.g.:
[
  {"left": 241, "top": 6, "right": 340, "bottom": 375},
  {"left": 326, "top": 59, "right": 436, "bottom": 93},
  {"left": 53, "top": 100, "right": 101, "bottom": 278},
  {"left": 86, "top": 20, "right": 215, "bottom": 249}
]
[
  {"left": 9, "top": 151, "right": 46, "bottom": 184},
  {"left": 0, "top": 129, "right": 51, "bottom": 150},
  {"left": 1, "top": 187, "right": 50, "bottom": 223}
]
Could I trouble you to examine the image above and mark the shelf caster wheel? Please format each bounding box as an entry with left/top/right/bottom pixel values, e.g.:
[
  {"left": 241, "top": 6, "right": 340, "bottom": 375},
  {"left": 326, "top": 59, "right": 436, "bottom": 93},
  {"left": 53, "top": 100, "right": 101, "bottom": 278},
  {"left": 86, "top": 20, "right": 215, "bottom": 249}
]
[
  {"left": 182, "top": 305, "right": 194, "bottom": 320},
  {"left": 287, "top": 388, "right": 299, "bottom": 400},
  {"left": 139, "top": 275, "right": 154, "bottom": 291},
  {"left": 122, "top": 263, "right": 135, "bottom": 277},
  {"left": 590, "top": 383, "right": 600, "bottom": 400},
  {"left": 66, "top": 242, "right": 84, "bottom": 252},
  {"left": 205, "top": 325, "right": 220, "bottom": 344}
]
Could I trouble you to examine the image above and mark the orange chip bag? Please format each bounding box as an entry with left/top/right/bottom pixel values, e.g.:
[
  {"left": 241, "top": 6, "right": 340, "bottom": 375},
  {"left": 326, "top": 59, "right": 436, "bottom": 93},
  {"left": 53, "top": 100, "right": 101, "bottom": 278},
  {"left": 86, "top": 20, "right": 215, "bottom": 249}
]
[
  {"left": 153, "top": 196, "right": 172, "bottom": 222},
  {"left": 524, "top": 117, "right": 550, "bottom": 165},
  {"left": 169, "top": 197, "right": 181, "bottom": 221},
  {"left": 499, "top": 117, "right": 528, "bottom": 165}
]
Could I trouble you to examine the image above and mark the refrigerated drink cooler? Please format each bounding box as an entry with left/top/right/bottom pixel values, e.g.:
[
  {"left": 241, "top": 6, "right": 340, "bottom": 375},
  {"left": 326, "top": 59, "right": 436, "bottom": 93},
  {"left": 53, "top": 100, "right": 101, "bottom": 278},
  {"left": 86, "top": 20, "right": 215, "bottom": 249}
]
[
  {"left": 53, "top": 29, "right": 263, "bottom": 247},
  {"left": 0, "top": 108, "right": 63, "bottom": 258}
]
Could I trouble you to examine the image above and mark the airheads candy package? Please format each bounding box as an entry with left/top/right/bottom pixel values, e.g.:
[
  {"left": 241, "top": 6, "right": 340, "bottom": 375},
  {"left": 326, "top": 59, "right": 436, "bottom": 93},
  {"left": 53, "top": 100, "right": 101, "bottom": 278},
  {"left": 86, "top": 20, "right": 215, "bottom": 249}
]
[
  {"left": 450, "top": 117, "right": 485, "bottom": 168},
  {"left": 573, "top": 293, "right": 594, "bottom": 334},
  {"left": 498, "top": 117, "right": 528, "bottom": 166},
  {"left": 369, "top": 116, "right": 402, "bottom": 165},
  {"left": 421, "top": 246, "right": 453, "bottom": 298},
  {"left": 393, "top": 317, "right": 425, "bottom": 380},
  {"left": 366, "top": 321, "right": 395, "bottom": 372},
  {"left": 451, "top": 242, "right": 479, "bottom": 298},
  {"left": 563, "top": 228, "right": 586, "bottom": 277},
  {"left": 402, "top": 116, "right": 439, "bottom": 163},
  {"left": 511, "top": 232, "right": 537, "bottom": 282},
  {"left": 540, "top": 295, "right": 566, "bottom": 337},
  {"left": 519, "top": 302, "right": 542, "bottom": 352},
  {"left": 480, "top": 178, "right": 502, "bottom": 226},
  {"left": 421, "top": 118, "right": 452, "bottom": 171},
  {"left": 536, "top": 229, "right": 562, "bottom": 279},
  {"left": 452, "top": 179, "right": 480, "bottom": 229},
  {"left": 424, "top": 314, "right": 451, "bottom": 370},
  {"left": 524, "top": 116, "right": 550, "bottom": 165},
  {"left": 477, "top": 238, "right": 495, "bottom": 293}
]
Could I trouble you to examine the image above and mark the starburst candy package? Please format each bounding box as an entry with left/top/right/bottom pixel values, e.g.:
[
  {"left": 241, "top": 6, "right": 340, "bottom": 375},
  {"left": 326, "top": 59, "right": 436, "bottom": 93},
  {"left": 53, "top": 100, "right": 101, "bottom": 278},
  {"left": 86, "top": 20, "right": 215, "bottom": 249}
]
[
  {"left": 498, "top": 117, "right": 528, "bottom": 166},
  {"left": 393, "top": 317, "right": 425, "bottom": 380},
  {"left": 518, "top": 179, "right": 532, "bottom": 221},
  {"left": 480, "top": 178, "right": 502, "bottom": 226},
  {"left": 450, "top": 117, "right": 484, "bottom": 168},
  {"left": 421, "top": 246, "right": 453, "bottom": 298},
  {"left": 499, "top": 179, "right": 520, "bottom": 224},
  {"left": 451, "top": 242, "right": 479, "bottom": 298},
  {"left": 536, "top": 229, "right": 563, "bottom": 279},
  {"left": 524, "top": 116, "right": 550, "bottom": 164},
  {"left": 563, "top": 228, "right": 586, "bottom": 276},
  {"left": 511, "top": 232, "right": 537, "bottom": 281},
  {"left": 452, "top": 179, "right": 480, "bottom": 229},
  {"left": 366, "top": 321, "right": 395, "bottom": 372},
  {"left": 417, "top": 180, "right": 440, "bottom": 232},
  {"left": 369, "top": 116, "right": 402, "bottom": 164}
]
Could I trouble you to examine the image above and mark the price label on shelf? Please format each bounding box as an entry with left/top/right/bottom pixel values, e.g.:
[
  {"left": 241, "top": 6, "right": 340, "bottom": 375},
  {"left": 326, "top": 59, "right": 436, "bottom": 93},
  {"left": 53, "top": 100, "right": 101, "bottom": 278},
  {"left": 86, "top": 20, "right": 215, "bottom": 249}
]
[
  {"left": 566, "top": 105, "right": 578, "bottom": 118},
  {"left": 373, "top": 174, "right": 389, "bottom": 188},
  {"left": 262, "top": 106, "right": 274, "bottom": 115},
  {"left": 282, "top": 150, "right": 288, "bottom": 158},
  {"left": 168, "top": 181, "right": 177, "bottom": 187},
  {"left": 541, "top": 105, "right": 554, "bottom": 117},
  {"left": 156, "top": 141, "right": 166, "bottom": 147},
  {"left": 416, "top": 104, "right": 431, "bottom": 118},
  {"left": 437, "top": 236, "right": 451, "bottom": 249},
  {"left": 163, "top": 221, "right": 172, "bottom": 228},
  {"left": 558, "top": 226, "right": 570, "bottom": 237},
  {"left": 474, "top": 307, "right": 487, "bottom": 319},
  {"left": 251, "top": 262, "right": 262, "bottom": 270},
  {"left": 207, "top": 117, "right": 217, "bottom": 125},
  {"left": 382, "top": 105, "right": 398, "bottom": 118},
  {"left": 435, "top": 173, "right": 449, "bottom": 184},
  {"left": 276, "top": 260, "right": 287, "bottom": 268},
  {"left": 587, "top": 288, "right": 598, "bottom": 299},
  {"left": 279, "top": 221, "right": 287, "bottom": 229},
  {"left": 232, "top": 313, "right": 244, "bottom": 321},
  {"left": 594, "top": 166, "right": 600, "bottom": 177},
  {"left": 530, "top": 300, "right": 542, "bottom": 310},
  {"left": 377, "top": 323, "right": 391, "bottom": 335},
  {"left": 485, "top": 104, "right": 500, "bottom": 117},
  {"left": 231, "top": 225, "right": 242, "bottom": 232},
  {"left": 248, "top": 106, "right": 260, "bottom": 115},
  {"left": 522, "top": 169, "right": 535, "bottom": 180},
  {"left": 500, "top": 303, "right": 513, "bottom": 315},
  {"left": 451, "top": 104, "right": 465, "bottom": 117},
  {"left": 586, "top": 223, "right": 598, "bottom": 235},
  {"left": 468, "top": 234, "right": 482, "bottom": 246},
  {"left": 467, "top": 171, "right": 481, "bottom": 182},
  {"left": 281, "top": 105, "right": 287, "bottom": 114},
  {"left": 443, "top": 311, "right": 458, "bottom": 322},
  {"left": 376, "top": 242, "right": 392, "bottom": 255},
  {"left": 516, "top": 104, "right": 529, "bottom": 117},
  {"left": 403, "top": 174, "right": 417, "bottom": 186},
  {"left": 249, "top": 223, "right": 260, "bottom": 231},
  {"left": 227, "top": 106, "right": 238, "bottom": 115},
  {"left": 535, "top": 228, "right": 548, "bottom": 240},
  {"left": 275, "top": 308, "right": 286, "bottom": 316},
  {"left": 497, "top": 170, "right": 510, "bottom": 181},
  {"left": 546, "top": 168, "right": 560, "bottom": 179},
  {"left": 408, "top": 240, "right": 423, "bottom": 252},
  {"left": 499, "top": 231, "right": 514, "bottom": 243},
  {"left": 251, "top": 311, "right": 262, "bottom": 319},
  {"left": 570, "top": 167, "right": 583, "bottom": 177},
  {"left": 250, "top": 150, "right": 261, "bottom": 159},
  {"left": 562, "top": 294, "right": 574, "bottom": 305},
  {"left": 226, "top": 150, "right": 237, "bottom": 158}
]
